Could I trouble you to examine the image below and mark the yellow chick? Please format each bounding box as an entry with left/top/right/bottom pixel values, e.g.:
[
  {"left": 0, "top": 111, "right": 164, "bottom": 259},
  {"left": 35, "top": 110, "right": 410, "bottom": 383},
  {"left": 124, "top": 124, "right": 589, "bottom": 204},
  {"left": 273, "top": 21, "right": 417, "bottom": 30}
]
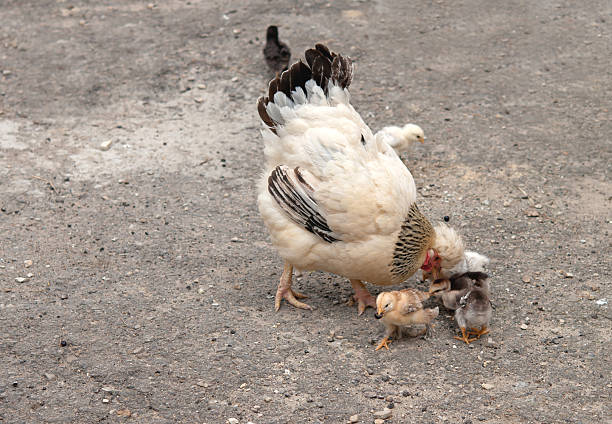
[{"left": 374, "top": 289, "right": 439, "bottom": 351}]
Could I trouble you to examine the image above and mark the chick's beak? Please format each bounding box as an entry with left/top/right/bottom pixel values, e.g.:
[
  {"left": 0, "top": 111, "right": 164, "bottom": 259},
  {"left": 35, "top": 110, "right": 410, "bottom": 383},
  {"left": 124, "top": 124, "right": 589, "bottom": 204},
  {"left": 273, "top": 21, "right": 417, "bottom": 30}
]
[{"left": 374, "top": 308, "right": 383, "bottom": 319}]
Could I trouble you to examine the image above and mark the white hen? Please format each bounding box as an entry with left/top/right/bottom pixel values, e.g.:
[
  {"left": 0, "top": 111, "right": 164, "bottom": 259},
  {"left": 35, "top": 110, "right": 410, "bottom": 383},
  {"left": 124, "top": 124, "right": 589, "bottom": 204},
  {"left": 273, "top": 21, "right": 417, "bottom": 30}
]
[{"left": 257, "top": 44, "right": 464, "bottom": 313}]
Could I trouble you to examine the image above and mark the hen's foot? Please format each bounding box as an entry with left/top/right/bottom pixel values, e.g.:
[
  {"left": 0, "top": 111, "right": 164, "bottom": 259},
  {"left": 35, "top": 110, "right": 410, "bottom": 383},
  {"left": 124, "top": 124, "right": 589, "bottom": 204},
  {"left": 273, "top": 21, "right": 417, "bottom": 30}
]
[
  {"left": 275, "top": 261, "right": 312, "bottom": 312},
  {"left": 349, "top": 279, "right": 377, "bottom": 315},
  {"left": 454, "top": 327, "right": 477, "bottom": 344},
  {"left": 275, "top": 287, "right": 312, "bottom": 311},
  {"left": 375, "top": 337, "right": 392, "bottom": 351}
]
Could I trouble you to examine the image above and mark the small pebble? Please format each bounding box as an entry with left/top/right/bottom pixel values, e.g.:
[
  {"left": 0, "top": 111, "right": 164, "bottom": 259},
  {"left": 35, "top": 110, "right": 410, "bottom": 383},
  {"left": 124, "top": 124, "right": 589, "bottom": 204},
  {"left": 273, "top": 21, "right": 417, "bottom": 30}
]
[
  {"left": 228, "top": 418, "right": 239, "bottom": 424},
  {"left": 99, "top": 140, "right": 113, "bottom": 151},
  {"left": 60, "top": 340, "right": 67, "bottom": 347},
  {"left": 481, "top": 383, "right": 494, "bottom": 390},
  {"left": 520, "top": 323, "right": 529, "bottom": 330},
  {"left": 24, "top": 260, "right": 33, "bottom": 268},
  {"left": 443, "top": 215, "right": 450, "bottom": 222},
  {"left": 522, "top": 276, "right": 531, "bottom": 283},
  {"left": 132, "top": 347, "right": 143, "bottom": 354},
  {"left": 349, "top": 414, "right": 359, "bottom": 423},
  {"left": 15, "top": 277, "right": 27, "bottom": 283},
  {"left": 374, "top": 420, "right": 385, "bottom": 424},
  {"left": 264, "top": 396, "right": 272, "bottom": 403},
  {"left": 44, "top": 373, "right": 56, "bottom": 381},
  {"left": 373, "top": 408, "right": 392, "bottom": 419},
  {"left": 102, "top": 398, "right": 110, "bottom": 403}
]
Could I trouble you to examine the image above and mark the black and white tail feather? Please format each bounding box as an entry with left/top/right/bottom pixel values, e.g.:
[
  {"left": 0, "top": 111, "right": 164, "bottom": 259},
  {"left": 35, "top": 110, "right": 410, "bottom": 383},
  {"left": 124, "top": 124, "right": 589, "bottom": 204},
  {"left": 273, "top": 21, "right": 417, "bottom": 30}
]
[{"left": 257, "top": 43, "right": 353, "bottom": 135}]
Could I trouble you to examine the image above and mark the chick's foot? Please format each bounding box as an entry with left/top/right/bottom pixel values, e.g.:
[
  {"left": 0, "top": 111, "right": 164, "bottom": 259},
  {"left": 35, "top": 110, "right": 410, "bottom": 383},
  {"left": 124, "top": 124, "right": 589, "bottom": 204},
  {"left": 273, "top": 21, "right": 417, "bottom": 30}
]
[
  {"left": 454, "top": 327, "right": 477, "bottom": 344},
  {"left": 375, "top": 337, "right": 392, "bottom": 351},
  {"left": 467, "top": 326, "right": 489, "bottom": 339}
]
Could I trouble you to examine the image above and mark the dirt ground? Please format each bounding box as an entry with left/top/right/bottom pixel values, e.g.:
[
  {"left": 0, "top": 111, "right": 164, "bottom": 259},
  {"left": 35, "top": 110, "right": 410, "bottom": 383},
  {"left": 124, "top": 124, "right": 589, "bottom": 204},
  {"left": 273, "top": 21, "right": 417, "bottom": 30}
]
[{"left": 1, "top": 1, "right": 610, "bottom": 423}]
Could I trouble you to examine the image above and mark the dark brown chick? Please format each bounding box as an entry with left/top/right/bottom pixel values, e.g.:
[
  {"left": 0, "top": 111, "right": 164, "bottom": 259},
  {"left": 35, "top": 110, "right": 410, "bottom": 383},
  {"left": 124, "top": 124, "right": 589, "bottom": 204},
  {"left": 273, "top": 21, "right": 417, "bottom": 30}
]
[
  {"left": 429, "top": 271, "right": 487, "bottom": 310},
  {"left": 454, "top": 275, "right": 493, "bottom": 344},
  {"left": 263, "top": 25, "right": 291, "bottom": 74}
]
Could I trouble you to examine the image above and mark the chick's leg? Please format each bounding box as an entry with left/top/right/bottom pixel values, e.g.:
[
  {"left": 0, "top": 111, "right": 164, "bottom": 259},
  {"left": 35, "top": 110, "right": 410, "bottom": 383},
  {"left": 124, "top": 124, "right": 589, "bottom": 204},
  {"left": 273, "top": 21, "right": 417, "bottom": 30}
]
[
  {"left": 349, "top": 279, "right": 376, "bottom": 315},
  {"left": 407, "top": 308, "right": 438, "bottom": 338},
  {"left": 454, "top": 327, "right": 477, "bottom": 344},
  {"left": 467, "top": 326, "right": 489, "bottom": 339},
  {"left": 376, "top": 325, "right": 396, "bottom": 351},
  {"left": 275, "top": 261, "right": 312, "bottom": 311}
]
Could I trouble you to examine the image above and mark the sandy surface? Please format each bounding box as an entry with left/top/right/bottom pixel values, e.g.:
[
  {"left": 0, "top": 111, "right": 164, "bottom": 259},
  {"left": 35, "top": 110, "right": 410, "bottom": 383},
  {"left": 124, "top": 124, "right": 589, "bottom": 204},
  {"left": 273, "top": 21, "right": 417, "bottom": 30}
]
[{"left": 1, "top": 1, "right": 610, "bottom": 423}]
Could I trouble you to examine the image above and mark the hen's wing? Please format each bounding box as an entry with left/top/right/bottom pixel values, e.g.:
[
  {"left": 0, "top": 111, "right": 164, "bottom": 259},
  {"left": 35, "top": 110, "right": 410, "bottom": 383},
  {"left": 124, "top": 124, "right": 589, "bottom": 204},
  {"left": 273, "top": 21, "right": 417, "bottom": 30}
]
[{"left": 268, "top": 165, "right": 339, "bottom": 243}]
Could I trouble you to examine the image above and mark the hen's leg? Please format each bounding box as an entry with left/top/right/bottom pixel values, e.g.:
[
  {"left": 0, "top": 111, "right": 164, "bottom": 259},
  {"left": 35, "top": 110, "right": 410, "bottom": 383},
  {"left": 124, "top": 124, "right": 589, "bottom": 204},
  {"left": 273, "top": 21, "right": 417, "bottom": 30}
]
[
  {"left": 275, "top": 261, "right": 312, "bottom": 311},
  {"left": 349, "top": 279, "right": 377, "bottom": 315}
]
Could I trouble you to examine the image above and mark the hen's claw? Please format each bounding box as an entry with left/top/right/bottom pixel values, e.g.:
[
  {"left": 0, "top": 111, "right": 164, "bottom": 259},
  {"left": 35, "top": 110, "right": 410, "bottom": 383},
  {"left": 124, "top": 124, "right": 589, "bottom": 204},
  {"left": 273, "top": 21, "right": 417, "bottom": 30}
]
[
  {"left": 375, "top": 337, "right": 392, "bottom": 351},
  {"left": 275, "top": 287, "right": 312, "bottom": 311}
]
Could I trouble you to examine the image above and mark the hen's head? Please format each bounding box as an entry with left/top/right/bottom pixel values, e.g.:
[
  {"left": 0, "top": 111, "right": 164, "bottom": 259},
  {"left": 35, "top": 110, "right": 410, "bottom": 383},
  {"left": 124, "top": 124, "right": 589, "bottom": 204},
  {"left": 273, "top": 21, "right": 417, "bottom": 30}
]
[
  {"left": 374, "top": 291, "right": 397, "bottom": 319},
  {"left": 421, "top": 223, "right": 465, "bottom": 280}
]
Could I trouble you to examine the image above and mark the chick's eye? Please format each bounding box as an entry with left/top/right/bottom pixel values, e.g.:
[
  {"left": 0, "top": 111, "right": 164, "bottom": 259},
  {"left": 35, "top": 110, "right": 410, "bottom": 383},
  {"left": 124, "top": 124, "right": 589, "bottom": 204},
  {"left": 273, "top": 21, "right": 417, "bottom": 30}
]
[{"left": 385, "top": 303, "right": 390, "bottom": 308}]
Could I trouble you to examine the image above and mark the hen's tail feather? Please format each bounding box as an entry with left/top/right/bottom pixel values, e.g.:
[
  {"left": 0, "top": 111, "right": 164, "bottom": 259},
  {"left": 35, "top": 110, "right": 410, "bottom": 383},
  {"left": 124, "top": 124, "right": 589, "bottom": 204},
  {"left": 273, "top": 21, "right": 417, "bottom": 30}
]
[{"left": 257, "top": 44, "right": 353, "bottom": 133}]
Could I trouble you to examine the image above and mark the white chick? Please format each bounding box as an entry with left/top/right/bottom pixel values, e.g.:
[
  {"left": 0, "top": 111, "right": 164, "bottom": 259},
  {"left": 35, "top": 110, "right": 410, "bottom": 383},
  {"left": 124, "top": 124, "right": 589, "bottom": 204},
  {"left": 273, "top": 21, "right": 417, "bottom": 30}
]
[{"left": 375, "top": 124, "right": 425, "bottom": 153}]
